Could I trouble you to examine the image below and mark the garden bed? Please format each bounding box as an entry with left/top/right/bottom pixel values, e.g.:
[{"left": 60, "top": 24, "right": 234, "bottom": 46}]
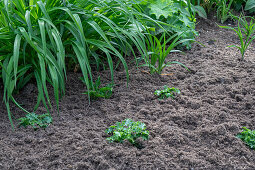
[{"left": 0, "top": 18, "right": 255, "bottom": 169}]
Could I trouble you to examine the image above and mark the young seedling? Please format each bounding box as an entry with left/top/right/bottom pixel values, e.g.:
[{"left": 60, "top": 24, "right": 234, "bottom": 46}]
[
  {"left": 237, "top": 127, "right": 255, "bottom": 149},
  {"left": 82, "top": 76, "right": 113, "bottom": 99},
  {"left": 154, "top": 86, "right": 180, "bottom": 99},
  {"left": 18, "top": 113, "right": 52, "bottom": 130},
  {"left": 219, "top": 15, "right": 255, "bottom": 60},
  {"left": 105, "top": 119, "right": 149, "bottom": 148}
]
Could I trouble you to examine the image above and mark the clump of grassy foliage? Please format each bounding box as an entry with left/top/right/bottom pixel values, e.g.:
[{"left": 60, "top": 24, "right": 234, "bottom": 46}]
[
  {"left": 219, "top": 14, "right": 255, "bottom": 60},
  {"left": 154, "top": 86, "right": 180, "bottom": 99},
  {"left": 0, "top": 0, "right": 161, "bottom": 129},
  {"left": 18, "top": 113, "right": 52, "bottom": 130},
  {"left": 217, "top": 0, "right": 233, "bottom": 24},
  {"left": 237, "top": 127, "right": 255, "bottom": 149},
  {"left": 141, "top": 31, "right": 191, "bottom": 74},
  {"left": 105, "top": 118, "right": 149, "bottom": 148}
]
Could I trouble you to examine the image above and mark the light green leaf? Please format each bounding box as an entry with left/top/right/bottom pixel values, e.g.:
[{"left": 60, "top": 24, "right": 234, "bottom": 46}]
[{"left": 245, "top": 0, "right": 255, "bottom": 11}]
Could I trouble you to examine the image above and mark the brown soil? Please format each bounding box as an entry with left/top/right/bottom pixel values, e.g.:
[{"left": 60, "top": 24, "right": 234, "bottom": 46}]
[{"left": 0, "top": 18, "right": 255, "bottom": 170}]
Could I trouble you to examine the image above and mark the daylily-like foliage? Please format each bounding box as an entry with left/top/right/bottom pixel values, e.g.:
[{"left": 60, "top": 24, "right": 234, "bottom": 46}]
[{"left": 0, "top": 0, "right": 158, "bottom": 128}]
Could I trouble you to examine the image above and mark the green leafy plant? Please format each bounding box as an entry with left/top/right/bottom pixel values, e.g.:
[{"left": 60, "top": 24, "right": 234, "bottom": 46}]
[
  {"left": 154, "top": 85, "right": 180, "bottom": 99},
  {"left": 18, "top": 113, "right": 52, "bottom": 130},
  {"left": 186, "top": 0, "right": 207, "bottom": 22},
  {"left": 237, "top": 127, "right": 255, "bottom": 149},
  {"left": 82, "top": 76, "right": 113, "bottom": 99},
  {"left": 245, "top": 0, "right": 255, "bottom": 13},
  {"left": 217, "top": 0, "right": 234, "bottom": 23},
  {"left": 135, "top": 0, "right": 206, "bottom": 49},
  {"left": 219, "top": 15, "right": 255, "bottom": 60},
  {"left": 105, "top": 118, "right": 149, "bottom": 147},
  {"left": 233, "top": 0, "right": 247, "bottom": 11},
  {"left": 195, "top": 0, "right": 217, "bottom": 14},
  {"left": 141, "top": 32, "right": 191, "bottom": 74}
]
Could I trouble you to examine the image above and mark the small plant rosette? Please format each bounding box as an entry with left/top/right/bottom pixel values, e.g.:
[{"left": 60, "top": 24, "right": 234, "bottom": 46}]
[
  {"left": 154, "top": 86, "right": 180, "bottom": 99},
  {"left": 105, "top": 119, "right": 149, "bottom": 147},
  {"left": 18, "top": 113, "right": 52, "bottom": 130},
  {"left": 237, "top": 127, "right": 255, "bottom": 149}
]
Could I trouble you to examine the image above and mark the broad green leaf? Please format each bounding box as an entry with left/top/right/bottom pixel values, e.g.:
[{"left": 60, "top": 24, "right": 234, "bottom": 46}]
[
  {"left": 194, "top": 5, "right": 207, "bottom": 18},
  {"left": 245, "top": 0, "right": 255, "bottom": 11},
  {"left": 13, "top": 34, "right": 21, "bottom": 85}
]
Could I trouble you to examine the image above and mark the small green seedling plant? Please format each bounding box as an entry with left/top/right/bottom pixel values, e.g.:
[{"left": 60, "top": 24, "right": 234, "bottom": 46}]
[
  {"left": 82, "top": 76, "right": 113, "bottom": 99},
  {"left": 18, "top": 113, "right": 52, "bottom": 130},
  {"left": 105, "top": 119, "right": 149, "bottom": 148},
  {"left": 237, "top": 127, "right": 255, "bottom": 149},
  {"left": 219, "top": 15, "right": 255, "bottom": 60},
  {"left": 154, "top": 86, "right": 180, "bottom": 99}
]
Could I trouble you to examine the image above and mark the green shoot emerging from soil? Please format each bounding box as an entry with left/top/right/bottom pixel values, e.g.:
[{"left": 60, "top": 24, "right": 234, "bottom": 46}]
[
  {"left": 18, "top": 113, "right": 52, "bottom": 130},
  {"left": 105, "top": 119, "right": 149, "bottom": 147},
  {"left": 237, "top": 127, "right": 255, "bottom": 149},
  {"left": 82, "top": 76, "right": 113, "bottom": 99},
  {"left": 154, "top": 86, "right": 180, "bottom": 99},
  {"left": 219, "top": 14, "right": 255, "bottom": 60}
]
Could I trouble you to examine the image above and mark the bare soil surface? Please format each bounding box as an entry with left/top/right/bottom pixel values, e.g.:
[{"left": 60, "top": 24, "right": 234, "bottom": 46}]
[{"left": 0, "top": 18, "right": 255, "bottom": 170}]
